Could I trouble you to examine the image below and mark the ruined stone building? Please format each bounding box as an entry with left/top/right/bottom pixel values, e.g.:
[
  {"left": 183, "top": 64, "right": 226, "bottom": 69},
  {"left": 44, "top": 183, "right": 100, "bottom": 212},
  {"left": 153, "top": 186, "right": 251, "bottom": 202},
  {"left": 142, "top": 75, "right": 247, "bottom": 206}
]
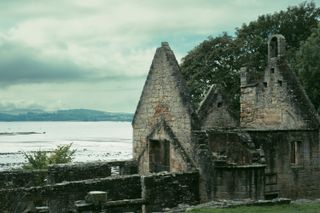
[
  {"left": 133, "top": 34, "right": 320, "bottom": 201},
  {"left": 1, "top": 34, "right": 320, "bottom": 212}
]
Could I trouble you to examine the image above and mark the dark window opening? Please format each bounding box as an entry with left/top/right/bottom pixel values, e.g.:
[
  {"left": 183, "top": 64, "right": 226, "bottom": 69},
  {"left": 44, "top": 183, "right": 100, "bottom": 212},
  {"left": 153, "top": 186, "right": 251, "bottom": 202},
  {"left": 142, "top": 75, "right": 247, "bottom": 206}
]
[
  {"left": 271, "top": 68, "right": 275, "bottom": 73},
  {"left": 149, "top": 139, "right": 170, "bottom": 173},
  {"left": 263, "top": 82, "right": 268, "bottom": 87},
  {"left": 270, "top": 37, "right": 278, "bottom": 58},
  {"left": 291, "top": 141, "right": 302, "bottom": 165},
  {"left": 217, "top": 102, "right": 223, "bottom": 108},
  {"left": 278, "top": 80, "right": 282, "bottom": 86}
]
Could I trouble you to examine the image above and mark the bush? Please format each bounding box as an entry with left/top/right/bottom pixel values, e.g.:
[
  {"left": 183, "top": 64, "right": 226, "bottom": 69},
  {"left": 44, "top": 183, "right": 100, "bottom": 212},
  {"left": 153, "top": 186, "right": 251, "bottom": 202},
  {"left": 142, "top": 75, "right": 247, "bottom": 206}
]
[{"left": 23, "top": 143, "right": 76, "bottom": 170}]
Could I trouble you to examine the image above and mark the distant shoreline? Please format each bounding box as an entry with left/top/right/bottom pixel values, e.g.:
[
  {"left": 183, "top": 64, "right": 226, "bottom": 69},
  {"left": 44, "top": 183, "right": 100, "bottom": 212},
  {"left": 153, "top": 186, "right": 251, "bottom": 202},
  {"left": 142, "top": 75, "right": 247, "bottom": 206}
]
[{"left": 0, "top": 109, "right": 133, "bottom": 122}]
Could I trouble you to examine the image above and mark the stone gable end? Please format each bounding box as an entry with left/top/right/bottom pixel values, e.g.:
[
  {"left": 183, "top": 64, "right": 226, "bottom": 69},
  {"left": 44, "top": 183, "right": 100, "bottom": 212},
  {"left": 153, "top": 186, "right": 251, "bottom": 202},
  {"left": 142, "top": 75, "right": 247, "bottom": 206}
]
[{"left": 132, "top": 42, "right": 197, "bottom": 174}]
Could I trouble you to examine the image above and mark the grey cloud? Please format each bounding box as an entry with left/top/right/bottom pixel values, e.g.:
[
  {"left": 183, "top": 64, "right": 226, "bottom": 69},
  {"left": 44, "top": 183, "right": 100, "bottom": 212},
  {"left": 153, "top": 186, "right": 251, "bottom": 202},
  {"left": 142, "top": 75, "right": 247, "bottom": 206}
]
[{"left": 0, "top": 41, "right": 94, "bottom": 86}]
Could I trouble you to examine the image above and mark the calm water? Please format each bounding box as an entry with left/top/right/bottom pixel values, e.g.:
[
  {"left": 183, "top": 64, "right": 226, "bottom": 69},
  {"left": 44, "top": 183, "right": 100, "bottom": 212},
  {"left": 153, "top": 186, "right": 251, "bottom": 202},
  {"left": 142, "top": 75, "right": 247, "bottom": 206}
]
[{"left": 0, "top": 121, "right": 132, "bottom": 170}]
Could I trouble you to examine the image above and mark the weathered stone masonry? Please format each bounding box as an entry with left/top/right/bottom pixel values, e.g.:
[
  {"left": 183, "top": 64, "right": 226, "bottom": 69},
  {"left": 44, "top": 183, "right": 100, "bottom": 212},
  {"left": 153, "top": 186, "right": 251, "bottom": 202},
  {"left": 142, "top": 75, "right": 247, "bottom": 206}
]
[
  {"left": 132, "top": 42, "right": 198, "bottom": 174},
  {"left": 132, "top": 34, "right": 320, "bottom": 202}
]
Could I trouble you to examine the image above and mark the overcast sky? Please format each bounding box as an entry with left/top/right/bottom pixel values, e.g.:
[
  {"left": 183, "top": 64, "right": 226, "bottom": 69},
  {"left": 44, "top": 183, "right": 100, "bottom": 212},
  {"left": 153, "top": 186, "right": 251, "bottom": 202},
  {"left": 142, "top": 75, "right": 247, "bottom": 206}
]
[{"left": 0, "top": 0, "right": 316, "bottom": 113}]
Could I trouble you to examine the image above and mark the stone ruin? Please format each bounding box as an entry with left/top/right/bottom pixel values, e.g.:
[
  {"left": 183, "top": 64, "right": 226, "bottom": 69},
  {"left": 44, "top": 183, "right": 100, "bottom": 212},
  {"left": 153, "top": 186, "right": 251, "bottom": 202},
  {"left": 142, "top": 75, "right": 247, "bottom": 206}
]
[
  {"left": 132, "top": 34, "right": 320, "bottom": 201},
  {"left": 0, "top": 34, "right": 320, "bottom": 212}
]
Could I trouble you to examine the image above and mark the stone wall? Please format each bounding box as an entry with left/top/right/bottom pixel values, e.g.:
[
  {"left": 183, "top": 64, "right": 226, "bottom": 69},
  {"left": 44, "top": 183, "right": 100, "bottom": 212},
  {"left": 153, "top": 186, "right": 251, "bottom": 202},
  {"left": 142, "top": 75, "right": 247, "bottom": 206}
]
[
  {"left": 0, "top": 174, "right": 142, "bottom": 213},
  {"left": 248, "top": 130, "right": 320, "bottom": 199},
  {"left": 240, "top": 36, "right": 319, "bottom": 130},
  {"left": 197, "top": 86, "right": 238, "bottom": 130},
  {"left": 0, "top": 160, "right": 137, "bottom": 189},
  {"left": 0, "top": 169, "right": 47, "bottom": 189},
  {"left": 212, "top": 165, "right": 265, "bottom": 200},
  {"left": 240, "top": 61, "right": 308, "bottom": 129},
  {"left": 0, "top": 171, "right": 200, "bottom": 212},
  {"left": 47, "top": 160, "right": 137, "bottom": 184},
  {"left": 132, "top": 42, "right": 198, "bottom": 174},
  {"left": 207, "top": 130, "right": 259, "bottom": 165},
  {"left": 143, "top": 171, "right": 200, "bottom": 212},
  {"left": 48, "top": 162, "right": 111, "bottom": 184}
]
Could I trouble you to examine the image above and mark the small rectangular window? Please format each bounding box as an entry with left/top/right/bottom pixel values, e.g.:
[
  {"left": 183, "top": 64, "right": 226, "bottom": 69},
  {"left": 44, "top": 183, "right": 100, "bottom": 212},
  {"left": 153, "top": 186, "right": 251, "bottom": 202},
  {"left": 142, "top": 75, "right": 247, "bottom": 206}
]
[
  {"left": 271, "top": 68, "right": 275, "bottom": 73},
  {"left": 278, "top": 80, "right": 282, "bottom": 86},
  {"left": 291, "top": 141, "right": 302, "bottom": 165}
]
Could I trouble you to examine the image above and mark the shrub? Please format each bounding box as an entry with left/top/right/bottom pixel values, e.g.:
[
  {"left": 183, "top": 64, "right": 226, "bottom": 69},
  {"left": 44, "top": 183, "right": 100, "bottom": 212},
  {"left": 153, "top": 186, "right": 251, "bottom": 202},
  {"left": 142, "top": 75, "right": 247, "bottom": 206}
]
[{"left": 23, "top": 143, "right": 76, "bottom": 170}]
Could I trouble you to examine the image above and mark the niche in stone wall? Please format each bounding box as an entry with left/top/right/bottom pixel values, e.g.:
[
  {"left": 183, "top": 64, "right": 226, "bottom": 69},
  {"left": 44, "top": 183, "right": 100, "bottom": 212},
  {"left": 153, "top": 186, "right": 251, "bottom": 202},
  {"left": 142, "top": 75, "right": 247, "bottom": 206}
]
[{"left": 149, "top": 139, "right": 170, "bottom": 173}]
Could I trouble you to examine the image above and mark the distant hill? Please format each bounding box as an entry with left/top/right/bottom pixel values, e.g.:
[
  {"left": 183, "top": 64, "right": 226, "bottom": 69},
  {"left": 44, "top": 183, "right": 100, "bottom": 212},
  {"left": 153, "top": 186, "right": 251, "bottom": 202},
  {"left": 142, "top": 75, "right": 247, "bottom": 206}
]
[{"left": 0, "top": 109, "right": 133, "bottom": 121}]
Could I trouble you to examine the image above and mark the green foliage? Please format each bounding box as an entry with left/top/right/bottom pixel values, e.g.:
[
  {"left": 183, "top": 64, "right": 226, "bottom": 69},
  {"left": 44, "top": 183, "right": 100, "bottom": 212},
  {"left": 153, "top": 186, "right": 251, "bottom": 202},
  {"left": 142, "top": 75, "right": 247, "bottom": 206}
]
[
  {"left": 48, "top": 143, "right": 76, "bottom": 164},
  {"left": 180, "top": 1, "right": 320, "bottom": 111},
  {"left": 236, "top": 1, "right": 320, "bottom": 73},
  {"left": 23, "top": 143, "right": 76, "bottom": 170},
  {"left": 181, "top": 33, "right": 241, "bottom": 111},
  {"left": 23, "top": 150, "right": 48, "bottom": 170},
  {"left": 187, "top": 203, "right": 320, "bottom": 213},
  {"left": 295, "top": 24, "right": 320, "bottom": 112}
]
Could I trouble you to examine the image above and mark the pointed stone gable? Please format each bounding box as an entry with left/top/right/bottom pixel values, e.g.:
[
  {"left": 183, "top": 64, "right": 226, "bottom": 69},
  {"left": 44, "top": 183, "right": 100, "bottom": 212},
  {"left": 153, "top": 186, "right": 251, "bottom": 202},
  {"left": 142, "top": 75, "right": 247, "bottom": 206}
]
[
  {"left": 197, "top": 85, "right": 238, "bottom": 129},
  {"left": 240, "top": 35, "right": 320, "bottom": 130},
  {"left": 132, "top": 42, "right": 198, "bottom": 174}
]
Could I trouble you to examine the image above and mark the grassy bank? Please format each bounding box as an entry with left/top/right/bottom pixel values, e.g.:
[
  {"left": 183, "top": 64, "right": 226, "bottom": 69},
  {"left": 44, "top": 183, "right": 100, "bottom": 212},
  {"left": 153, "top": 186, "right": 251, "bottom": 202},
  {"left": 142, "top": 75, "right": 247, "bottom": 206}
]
[{"left": 187, "top": 203, "right": 320, "bottom": 213}]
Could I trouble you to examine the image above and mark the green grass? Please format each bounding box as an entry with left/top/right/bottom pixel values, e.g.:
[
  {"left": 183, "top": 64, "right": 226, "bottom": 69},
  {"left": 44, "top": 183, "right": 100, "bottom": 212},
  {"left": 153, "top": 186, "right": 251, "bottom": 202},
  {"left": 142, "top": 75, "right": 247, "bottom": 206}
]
[{"left": 187, "top": 203, "right": 320, "bottom": 213}]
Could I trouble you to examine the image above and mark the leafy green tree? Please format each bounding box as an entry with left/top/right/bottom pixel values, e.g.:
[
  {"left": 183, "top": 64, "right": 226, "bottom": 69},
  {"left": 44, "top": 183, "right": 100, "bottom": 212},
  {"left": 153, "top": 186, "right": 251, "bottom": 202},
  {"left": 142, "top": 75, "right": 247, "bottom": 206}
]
[
  {"left": 180, "top": 33, "right": 241, "bottom": 111},
  {"left": 295, "top": 24, "right": 320, "bottom": 112},
  {"left": 180, "top": 1, "right": 320, "bottom": 110}
]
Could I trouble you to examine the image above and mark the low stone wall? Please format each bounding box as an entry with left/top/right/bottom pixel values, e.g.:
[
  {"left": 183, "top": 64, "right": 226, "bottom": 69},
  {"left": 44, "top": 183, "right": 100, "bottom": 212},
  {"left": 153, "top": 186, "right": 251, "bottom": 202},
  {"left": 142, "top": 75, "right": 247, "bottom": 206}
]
[
  {"left": 0, "top": 169, "right": 47, "bottom": 189},
  {"left": 0, "top": 160, "right": 137, "bottom": 190},
  {"left": 0, "top": 174, "right": 142, "bottom": 213},
  {"left": 0, "top": 171, "right": 200, "bottom": 212},
  {"left": 213, "top": 165, "right": 265, "bottom": 200},
  {"left": 143, "top": 171, "right": 200, "bottom": 212},
  {"left": 47, "top": 160, "right": 137, "bottom": 184}
]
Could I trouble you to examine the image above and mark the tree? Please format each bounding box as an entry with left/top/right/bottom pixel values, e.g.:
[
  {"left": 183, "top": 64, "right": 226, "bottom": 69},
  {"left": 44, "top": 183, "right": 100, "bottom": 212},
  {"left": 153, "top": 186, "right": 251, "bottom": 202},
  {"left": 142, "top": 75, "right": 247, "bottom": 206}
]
[
  {"left": 236, "top": 1, "right": 320, "bottom": 73},
  {"left": 295, "top": 24, "right": 320, "bottom": 112},
  {"left": 180, "top": 1, "right": 320, "bottom": 110},
  {"left": 180, "top": 33, "right": 241, "bottom": 112}
]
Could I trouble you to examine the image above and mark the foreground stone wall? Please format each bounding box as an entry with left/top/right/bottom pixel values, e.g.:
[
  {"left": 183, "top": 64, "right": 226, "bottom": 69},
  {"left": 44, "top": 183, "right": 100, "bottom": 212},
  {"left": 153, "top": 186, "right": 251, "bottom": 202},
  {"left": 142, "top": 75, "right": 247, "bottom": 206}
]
[
  {"left": 0, "top": 174, "right": 142, "bottom": 212},
  {"left": 143, "top": 171, "right": 200, "bottom": 212},
  {"left": 213, "top": 165, "right": 265, "bottom": 200},
  {"left": 0, "top": 169, "right": 47, "bottom": 189},
  {"left": 0, "top": 171, "right": 200, "bottom": 212}
]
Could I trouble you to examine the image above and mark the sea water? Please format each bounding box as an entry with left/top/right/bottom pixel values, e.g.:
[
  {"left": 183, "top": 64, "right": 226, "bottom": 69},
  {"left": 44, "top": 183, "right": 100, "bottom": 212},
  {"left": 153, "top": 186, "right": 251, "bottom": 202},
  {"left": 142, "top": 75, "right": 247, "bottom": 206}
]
[{"left": 0, "top": 121, "right": 132, "bottom": 170}]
